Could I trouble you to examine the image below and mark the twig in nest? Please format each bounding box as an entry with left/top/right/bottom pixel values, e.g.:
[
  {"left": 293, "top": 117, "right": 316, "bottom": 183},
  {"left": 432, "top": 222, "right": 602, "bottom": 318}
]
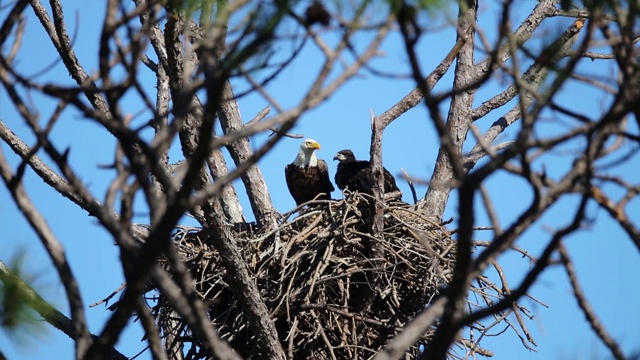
[{"left": 401, "top": 168, "right": 419, "bottom": 204}]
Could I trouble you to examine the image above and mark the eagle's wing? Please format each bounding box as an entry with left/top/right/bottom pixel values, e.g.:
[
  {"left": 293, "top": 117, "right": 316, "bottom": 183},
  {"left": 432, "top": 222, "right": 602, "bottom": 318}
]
[{"left": 318, "top": 159, "right": 335, "bottom": 193}]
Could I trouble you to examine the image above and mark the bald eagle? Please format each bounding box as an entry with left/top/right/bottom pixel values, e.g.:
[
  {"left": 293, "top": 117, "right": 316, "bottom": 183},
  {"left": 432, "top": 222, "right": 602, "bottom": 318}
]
[
  {"left": 333, "top": 149, "right": 400, "bottom": 196},
  {"left": 285, "top": 139, "right": 335, "bottom": 205}
]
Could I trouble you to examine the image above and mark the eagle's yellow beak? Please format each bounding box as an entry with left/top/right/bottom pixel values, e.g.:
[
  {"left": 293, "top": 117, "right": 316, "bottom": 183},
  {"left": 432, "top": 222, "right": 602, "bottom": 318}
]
[{"left": 309, "top": 141, "right": 321, "bottom": 150}]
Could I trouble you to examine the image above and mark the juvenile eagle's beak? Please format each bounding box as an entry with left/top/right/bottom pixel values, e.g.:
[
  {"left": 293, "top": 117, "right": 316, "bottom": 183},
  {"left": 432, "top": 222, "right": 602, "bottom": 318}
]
[{"left": 333, "top": 154, "right": 341, "bottom": 161}]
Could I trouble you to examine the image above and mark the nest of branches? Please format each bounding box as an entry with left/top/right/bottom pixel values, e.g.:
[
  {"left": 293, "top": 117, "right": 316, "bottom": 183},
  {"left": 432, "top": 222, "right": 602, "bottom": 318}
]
[{"left": 152, "top": 192, "right": 503, "bottom": 359}]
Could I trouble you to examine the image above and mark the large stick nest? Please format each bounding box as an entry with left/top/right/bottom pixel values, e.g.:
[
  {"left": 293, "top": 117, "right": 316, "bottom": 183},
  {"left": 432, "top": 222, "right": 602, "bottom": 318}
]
[{"left": 153, "top": 193, "right": 491, "bottom": 359}]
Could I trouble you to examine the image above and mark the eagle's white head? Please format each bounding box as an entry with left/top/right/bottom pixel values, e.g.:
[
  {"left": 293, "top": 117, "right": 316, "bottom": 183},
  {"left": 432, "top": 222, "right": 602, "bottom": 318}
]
[{"left": 293, "top": 138, "right": 321, "bottom": 167}]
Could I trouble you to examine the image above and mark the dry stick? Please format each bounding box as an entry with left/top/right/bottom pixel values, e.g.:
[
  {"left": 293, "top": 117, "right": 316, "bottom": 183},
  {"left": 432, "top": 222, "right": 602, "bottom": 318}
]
[
  {"left": 90, "top": 283, "right": 127, "bottom": 308},
  {"left": 134, "top": 296, "right": 168, "bottom": 360},
  {"left": 490, "top": 260, "right": 537, "bottom": 348},
  {"left": 463, "top": 140, "right": 514, "bottom": 170},
  {"left": 99, "top": 0, "right": 119, "bottom": 94},
  {"left": 459, "top": 339, "right": 494, "bottom": 357},
  {"left": 105, "top": 144, "right": 131, "bottom": 217},
  {"left": 305, "top": 241, "right": 335, "bottom": 303},
  {"left": 313, "top": 314, "right": 338, "bottom": 360},
  {"left": 0, "top": 1, "right": 28, "bottom": 66},
  {"left": 478, "top": 185, "right": 502, "bottom": 235},
  {"left": 287, "top": 317, "right": 299, "bottom": 358},
  {"left": 372, "top": 296, "right": 448, "bottom": 360},
  {"left": 365, "top": 109, "right": 387, "bottom": 314},
  {"left": 557, "top": 243, "right": 626, "bottom": 360},
  {"left": 589, "top": 186, "right": 640, "bottom": 252},
  {"left": 0, "top": 1, "right": 27, "bottom": 43},
  {"left": 400, "top": 168, "right": 418, "bottom": 204},
  {"left": 150, "top": 265, "right": 241, "bottom": 360},
  {"left": 254, "top": 208, "right": 323, "bottom": 244},
  {"left": 300, "top": 304, "right": 395, "bottom": 328},
  {"left": 281, "top": 215, "right": 324, "bottom": 266},
  {"left": 160, "top": 241, "right": 236, "bottom": 358},
  {"left": 472, "top": 241, "right": 536, "bottom": 263}
]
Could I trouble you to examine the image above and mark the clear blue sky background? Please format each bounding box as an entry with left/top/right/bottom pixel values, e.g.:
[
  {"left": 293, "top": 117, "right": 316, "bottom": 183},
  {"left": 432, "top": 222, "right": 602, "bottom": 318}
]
[{"left": 1, "top": 1, "right": 639, "bottom": 359}]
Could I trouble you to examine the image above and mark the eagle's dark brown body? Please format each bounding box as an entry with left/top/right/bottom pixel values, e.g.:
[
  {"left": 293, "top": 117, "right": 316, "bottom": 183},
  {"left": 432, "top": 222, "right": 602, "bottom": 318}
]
[
  {"left": 285, "top": 160, "right": 334, "bottom": 205},
  {"left": 285, "top": 139, "right": 335, "bottom": 206},
  {"left": 333, "top": 149, "right": 400, "bottom": 195}
]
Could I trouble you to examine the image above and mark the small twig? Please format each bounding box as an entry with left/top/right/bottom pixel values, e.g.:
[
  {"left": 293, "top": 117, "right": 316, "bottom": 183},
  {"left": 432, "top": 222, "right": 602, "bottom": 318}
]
[
  {"left": 401, "top": 168, "right": 419, "bottom": 204},
  {"left": 312, "top": 313, "right": 338, "bottom": 360},
  {"left": 90, "top": 283, "right": 127, "bottom": 308},
  {"left": 557, "top": 243, "right": 626, "bottom": 360}
]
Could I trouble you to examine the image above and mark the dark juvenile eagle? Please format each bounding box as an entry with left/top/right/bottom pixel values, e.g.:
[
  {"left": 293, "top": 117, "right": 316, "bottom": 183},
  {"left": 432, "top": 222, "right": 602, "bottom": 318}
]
[
  {"left": 333, "top": 149, "right": 400, "bottom": 195},
  {"left": 285, "top": 139, "right": 335, "bottom": 205}
]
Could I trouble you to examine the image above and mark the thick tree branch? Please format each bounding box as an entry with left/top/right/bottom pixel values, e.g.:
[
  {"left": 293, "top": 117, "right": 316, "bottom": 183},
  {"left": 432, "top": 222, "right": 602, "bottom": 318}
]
[
  {"left": 218, "top": 80, "right": 276, "bottom": 228},
  {"left": 421, "top": 0, "right": 478, "bottom": 220}
]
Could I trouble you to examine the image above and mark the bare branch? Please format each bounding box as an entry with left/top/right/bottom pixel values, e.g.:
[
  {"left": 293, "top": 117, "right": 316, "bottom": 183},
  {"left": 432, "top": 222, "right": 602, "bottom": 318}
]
[
  {"left": 557, "top": 243, "right": 626, "bottom": 360},
  {"left": 0, "top": 151, "right": 92, "bottom": 357},
  {"left": 218, "top": 80, "right": 277, "bottom": 228}
]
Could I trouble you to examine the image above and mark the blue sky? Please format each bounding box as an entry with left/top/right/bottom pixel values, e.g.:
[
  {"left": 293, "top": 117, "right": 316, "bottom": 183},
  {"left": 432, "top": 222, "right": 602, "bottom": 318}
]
[{"left": 1, "top": 1, "right": 639, "bottom": 359}]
